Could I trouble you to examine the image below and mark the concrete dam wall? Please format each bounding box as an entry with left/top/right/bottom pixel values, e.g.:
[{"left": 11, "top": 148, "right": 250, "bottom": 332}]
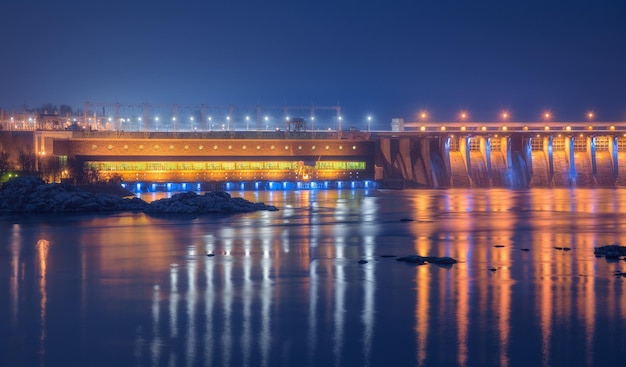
[{"left": 376, "top": 135, "right": 626, "bottom": 188}]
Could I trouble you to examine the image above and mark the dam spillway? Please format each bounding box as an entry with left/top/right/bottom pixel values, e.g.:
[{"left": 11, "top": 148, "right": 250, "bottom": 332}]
[{"left": 376, "top": 121, "right": 626, "bottom": 188}]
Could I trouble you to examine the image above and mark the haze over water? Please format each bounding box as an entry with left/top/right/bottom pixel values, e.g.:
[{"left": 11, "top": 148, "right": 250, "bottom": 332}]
[{"left": 1, "top": 188, "right": 626, "bottom": 367}]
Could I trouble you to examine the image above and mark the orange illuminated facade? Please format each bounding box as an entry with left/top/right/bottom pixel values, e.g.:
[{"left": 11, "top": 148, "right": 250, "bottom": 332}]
[{"left": 52, "top": 136, "right": 375, "bottom": 183}]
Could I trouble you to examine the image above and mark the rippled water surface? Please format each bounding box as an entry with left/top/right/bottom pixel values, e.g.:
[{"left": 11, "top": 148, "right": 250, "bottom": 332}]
[{"left": 2, "top": 188, "right": 626, "bottom": 367}]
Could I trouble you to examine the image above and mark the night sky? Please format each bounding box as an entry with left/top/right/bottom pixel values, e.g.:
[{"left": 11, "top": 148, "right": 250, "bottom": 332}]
[{"left": 1, "top": 0, "right": 625, "bottom": 129}]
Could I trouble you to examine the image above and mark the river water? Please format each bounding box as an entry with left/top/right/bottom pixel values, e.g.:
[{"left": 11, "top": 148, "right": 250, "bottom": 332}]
[{"left": 1, "top": 188, "right": 626, "bottom": 367}]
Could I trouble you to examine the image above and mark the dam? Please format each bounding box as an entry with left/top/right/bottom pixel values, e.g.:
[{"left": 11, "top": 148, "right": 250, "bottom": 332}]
[
  {"left": 2, "top": 116, "right": 626, "bottom": 189},
  {"left": 378, "top": 119, "right": 626, "bottom": 188}
]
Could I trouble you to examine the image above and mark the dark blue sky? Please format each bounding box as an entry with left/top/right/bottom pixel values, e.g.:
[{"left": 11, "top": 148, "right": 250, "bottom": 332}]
[{"left": 1, "top": 0, "right": 625, "bottom": 129}]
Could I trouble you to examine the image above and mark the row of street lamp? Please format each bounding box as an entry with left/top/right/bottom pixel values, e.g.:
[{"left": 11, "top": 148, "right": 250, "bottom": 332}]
[
  {"left": 418, "top": 110, "right": 597, "bottom": 122},
  {"left": 104, "top": 114, "right": 376, "bottom": 131}
]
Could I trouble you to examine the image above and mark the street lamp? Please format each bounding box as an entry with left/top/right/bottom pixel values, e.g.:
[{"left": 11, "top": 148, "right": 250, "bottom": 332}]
[
  {"left": 226, "top": 116, "right": 230, "bottom": 130},
  {"left": 543, "top": 111, "right": 551, "bottom": 121},
  {"left": 246, "top": 115, "right": 250, "bottom": 130},
  {"left": 367, "top": 115, "right": 372, "bottom": 131},
  {"left": 155, "top": 116, "right": 159, "bottom": 131},
  {"left": 208, "top": 116, "right": 212, "bottom": 131}
]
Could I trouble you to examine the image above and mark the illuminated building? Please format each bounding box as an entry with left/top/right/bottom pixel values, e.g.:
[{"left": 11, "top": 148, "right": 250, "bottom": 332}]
[{"left": 51, "top": 132, "right": 375, "bottom": 189}]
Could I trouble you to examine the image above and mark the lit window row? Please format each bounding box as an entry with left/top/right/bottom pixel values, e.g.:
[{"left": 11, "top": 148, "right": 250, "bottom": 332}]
[
  {"left": 89, "top": 161, "right": 367, "bottom": 171},
  {"left": 89, "top": 143, "right": 360, "bottom": 152}
]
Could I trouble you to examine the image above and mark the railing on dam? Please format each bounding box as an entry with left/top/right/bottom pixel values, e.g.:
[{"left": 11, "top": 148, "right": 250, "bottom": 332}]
[{"left": 387, "top": 120, "right": 626, "bottom": 134}]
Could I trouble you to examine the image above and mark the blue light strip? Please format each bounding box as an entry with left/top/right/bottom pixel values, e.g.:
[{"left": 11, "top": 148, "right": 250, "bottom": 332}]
[{"left": 126, "top": 180, "right": 378, "bottom": 193}]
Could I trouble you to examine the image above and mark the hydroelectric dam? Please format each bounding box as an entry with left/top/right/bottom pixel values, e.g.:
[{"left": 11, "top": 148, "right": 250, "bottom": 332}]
[
  {"left": 2, "top": 117, "right": 626, "bottom": 189},
  {"left": 379, "top": 119, "right": 626, "bottom": 188}
]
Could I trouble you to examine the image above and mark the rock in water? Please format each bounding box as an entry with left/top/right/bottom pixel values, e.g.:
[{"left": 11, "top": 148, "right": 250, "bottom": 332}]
[
  {"left": 594, "top": 244, "right": 626, "bottom": 258},
  {"left": 396, "top": 255, "right": 458, "bottom": 266},
  {"left": 396, "top": 255, "right": 427, "bottom": 265},
  {"left": 430, "top": 256, "right": 458, "bottom": 264},
  {"left": 143, "top": 191, "right": 278, "bottom": 214}
]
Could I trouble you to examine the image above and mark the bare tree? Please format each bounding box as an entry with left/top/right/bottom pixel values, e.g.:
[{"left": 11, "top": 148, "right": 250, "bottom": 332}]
[
  {"left": 59, "top": 104, "right": 73, "bottom": 116},
  {"left": 17, "top": 149, "right": 37, "bottom": 175},
  {"left": 39, "top": 155, "right": 63, "bottom": 182},
  {"left": 38, "top": 104, "right": 58, "bottom": 115},
  {"left": 67, "top": 156, "right": 99, "bottom": 184},
  {"left": 0, "top": 151, "right": 13, "bottom": 181}
]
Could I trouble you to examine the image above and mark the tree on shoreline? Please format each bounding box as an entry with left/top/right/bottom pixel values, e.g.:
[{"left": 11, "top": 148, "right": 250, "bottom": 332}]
[
  {"left": 0, "top": 151, "right": 13, "bottom": 182},
  {"left": 38, "top": 155, "right": 63, "bottom": 183},
  {"left": 17, "top": 149, "right": 36, "bottom": 176},
  {"left": 67, "top": 156, "right": 99, "bottom": 184}
]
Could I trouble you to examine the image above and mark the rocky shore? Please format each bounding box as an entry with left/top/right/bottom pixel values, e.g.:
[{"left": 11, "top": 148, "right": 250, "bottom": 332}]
[{"left": 0, "top": 177, "right": 278, "bottom": 214}]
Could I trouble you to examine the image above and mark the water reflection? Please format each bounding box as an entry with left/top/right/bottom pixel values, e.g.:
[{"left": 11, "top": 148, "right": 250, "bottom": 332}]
[
  {"left": 10, "top": 224, "right": 20, "bottom": 327},
  {"left": 37, "top": 239, "right": 50, "bottom": 367},
  {"left": 2, "top": 189, "right": 626, "bottom": 366}
]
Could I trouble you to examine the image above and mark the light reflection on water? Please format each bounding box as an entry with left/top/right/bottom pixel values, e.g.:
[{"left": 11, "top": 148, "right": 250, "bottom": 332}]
[{"left": 1, "top": 188, "right": 626, "bottom": 366}]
